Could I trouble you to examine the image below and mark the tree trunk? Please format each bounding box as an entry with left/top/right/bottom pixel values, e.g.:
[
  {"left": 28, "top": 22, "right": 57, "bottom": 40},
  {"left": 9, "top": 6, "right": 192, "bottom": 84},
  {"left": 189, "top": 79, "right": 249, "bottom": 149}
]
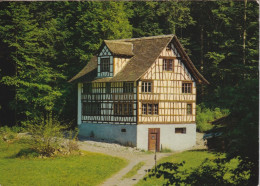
[
  {"left": 200, "top": 25, "right": 204, "bottom": 98},
  {"left": 242, "top": 0, "right": 247, "bottom": 66}
]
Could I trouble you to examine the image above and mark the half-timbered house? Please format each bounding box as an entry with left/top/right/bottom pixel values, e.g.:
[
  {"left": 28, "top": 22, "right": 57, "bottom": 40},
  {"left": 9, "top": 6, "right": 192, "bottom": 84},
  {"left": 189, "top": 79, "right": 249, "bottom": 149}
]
[{"left": 69, "top": 35, "right": 209, "bottom": 151}]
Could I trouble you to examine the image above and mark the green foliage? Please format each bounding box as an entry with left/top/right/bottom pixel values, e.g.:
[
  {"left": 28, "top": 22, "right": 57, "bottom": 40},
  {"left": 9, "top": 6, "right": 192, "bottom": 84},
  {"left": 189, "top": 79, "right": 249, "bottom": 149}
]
[
  {"left": 0, "top": 126, "right": 23, "bottom": 143},
  {"left": 196, "top": 104, "right": 229, "bottom": 132},
  {"left": 160, "top": 147, "right": 172, "bottom": 153},
  {"left": 140, "top": 151, "right": 248, "bottom": 186},
  {"left": 0, "top": 140, "right": 127, "bottom": 186},
  {"left": 23, "top": 119, "right": 68, "bottom": 157},
  {"left": 16, "top": 148, "right": 40, "bottom": 159},
  {"left": 223, "top": 79, "right": 259, "bottom": 184}
]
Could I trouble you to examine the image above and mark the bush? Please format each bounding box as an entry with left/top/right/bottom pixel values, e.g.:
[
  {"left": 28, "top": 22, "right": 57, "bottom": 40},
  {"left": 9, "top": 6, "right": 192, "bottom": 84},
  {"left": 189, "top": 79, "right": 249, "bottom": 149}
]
[
  {"left": 0, "top": 126, "right": 18, "bottom": 144},
  {"left": 23, "top": 119, "right": 68, "bottom": 157},
  {"left": 196, "top": 104, "right": 229, "bottom": 132}
]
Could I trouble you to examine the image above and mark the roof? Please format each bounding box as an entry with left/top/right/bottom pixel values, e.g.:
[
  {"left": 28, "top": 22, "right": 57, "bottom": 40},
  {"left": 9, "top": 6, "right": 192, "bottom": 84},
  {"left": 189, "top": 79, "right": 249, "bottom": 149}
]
[
  {"left": 104, "top": 40, "right": 134, "bottom": 56},
  {"left": 69, "top": 35, "right": 209, "bottom": 84}
]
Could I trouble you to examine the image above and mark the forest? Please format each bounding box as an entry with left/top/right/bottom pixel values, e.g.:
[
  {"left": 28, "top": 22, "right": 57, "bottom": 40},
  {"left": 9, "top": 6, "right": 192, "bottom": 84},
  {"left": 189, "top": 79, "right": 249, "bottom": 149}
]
[{"left": 0, "top": 1, "right": 258, "bottom": 184}]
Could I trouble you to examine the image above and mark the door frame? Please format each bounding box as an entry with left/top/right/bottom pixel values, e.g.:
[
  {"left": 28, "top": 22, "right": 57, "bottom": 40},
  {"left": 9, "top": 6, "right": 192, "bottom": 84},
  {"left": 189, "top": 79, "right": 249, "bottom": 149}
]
[{"left": 148, "top": 128, "right": 160, "bottom": 152}]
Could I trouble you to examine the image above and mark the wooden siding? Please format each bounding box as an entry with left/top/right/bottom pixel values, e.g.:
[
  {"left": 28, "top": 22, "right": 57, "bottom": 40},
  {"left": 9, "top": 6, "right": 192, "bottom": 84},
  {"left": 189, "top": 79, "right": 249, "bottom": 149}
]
[
  {"left": 114, "top": 57, "right": 131, "bottom": 76},
  {"left": 81, "top": 82, "right": 137, "bottom": 124},
  {"left": 138, "top": 44, "right": 196, "bottom": 124}
]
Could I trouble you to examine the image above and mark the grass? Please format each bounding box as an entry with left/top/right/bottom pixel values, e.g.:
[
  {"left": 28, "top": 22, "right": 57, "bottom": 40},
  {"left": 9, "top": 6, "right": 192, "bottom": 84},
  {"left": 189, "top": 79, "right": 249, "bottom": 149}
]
[
  {"left": 136, "top": 150, "right": 239, "bottom": 186},
  {"left": 122, "top": 161, "right": 146, "bottom": 179},
  {"left": 0, "top": 139, "right": 128, "bottom": 186}
]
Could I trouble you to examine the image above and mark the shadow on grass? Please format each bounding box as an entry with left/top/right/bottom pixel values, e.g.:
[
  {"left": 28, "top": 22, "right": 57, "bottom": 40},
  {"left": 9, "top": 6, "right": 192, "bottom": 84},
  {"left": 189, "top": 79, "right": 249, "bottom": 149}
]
[
  {"left": 7, "top": 148, "right": 40, "bottom": 159},
  {"left": 142, "top": 155, "right": 250, "bottom": 186}
]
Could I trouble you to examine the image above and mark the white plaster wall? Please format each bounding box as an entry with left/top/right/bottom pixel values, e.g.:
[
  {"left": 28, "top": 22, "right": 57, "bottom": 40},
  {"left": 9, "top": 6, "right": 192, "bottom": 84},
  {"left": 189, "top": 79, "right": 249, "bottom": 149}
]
[
  {"left": 77, "top": 83, "right": 82, "bottom": 125},
  {"left": 79, "top": 123, "right": 137, "bottom": 146},
  {"left": 136, "top": 124, "right": 196, "bottom": 151}
]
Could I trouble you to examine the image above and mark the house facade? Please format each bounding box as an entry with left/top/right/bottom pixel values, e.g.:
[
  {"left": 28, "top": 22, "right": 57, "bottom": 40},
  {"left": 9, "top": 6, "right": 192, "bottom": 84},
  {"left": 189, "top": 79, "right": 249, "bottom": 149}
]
[{"left": 69, "top": 35, "right": 208, "bottom": 151}]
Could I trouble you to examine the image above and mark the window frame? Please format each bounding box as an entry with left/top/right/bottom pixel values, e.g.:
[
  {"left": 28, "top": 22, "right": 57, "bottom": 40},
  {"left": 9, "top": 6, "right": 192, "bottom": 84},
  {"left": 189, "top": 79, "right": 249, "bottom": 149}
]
[
  {"left": 100, "top": 57, "right": 110, "bottom": 72},
  {"left": 187, "top": 103, "right": 192, "bottom": 115},
  {"left": 182, "top": 82, "right": 192, "bottom": 94},
  {"left": 114, "top": 103, "right": 134, "bottom": 116},
  {"left": 106, "top": 82, "right": 111, "bottom": 93},
  {"left": 82, "top": 102, "right": 101, "bottom": 116},
  {"left": 163, "top": 59, "right": 173, "bottom": 71},
  {"left": 123, "top": 82, "right": 134, "bottom": 93},
  {"left": 175, "top": 128, "right": 186, "bottom": 134},
  {"left": 142, "top": 81, "right": 153, "bottom": 93},
  {"left": 142, "top": 103, "right": 159, "bottom": 115}
]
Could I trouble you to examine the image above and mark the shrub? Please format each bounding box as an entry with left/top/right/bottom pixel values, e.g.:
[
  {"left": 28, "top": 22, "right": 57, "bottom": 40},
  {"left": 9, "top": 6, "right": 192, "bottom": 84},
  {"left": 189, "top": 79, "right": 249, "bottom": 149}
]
[
  {"left": 62, "top": 129, "right": 79, "bottom": 155},
  {"left": 0, "top": 126, "right": 18, "bottom": 144},
  {"left": 196, "top": 104, "right": 229, "bottom": 132},
  {"left": 23, "top": 119, "right": 68, "bottom": 157}
]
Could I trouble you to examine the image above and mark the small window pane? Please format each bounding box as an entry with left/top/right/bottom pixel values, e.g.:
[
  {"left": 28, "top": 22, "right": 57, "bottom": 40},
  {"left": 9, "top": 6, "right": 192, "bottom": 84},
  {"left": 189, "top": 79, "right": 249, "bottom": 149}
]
[
  {"left": 124, "top": 104, "right": 128, "bottom": 115},
  {"left": 175, "top": 128, "right": 186, "bottom": 134},
  {"left": 128, "top": 104, "right": 133, "bottom": 116},
  {"left": 187, "top": 104, "right": 192, "bottom": 115},
  {"left": 142, "top": 104, "right": 147, "bottom": 115},
  {"left": 163, "top": 59, "right": 167, "bottom": 70},
  {"left": 106, "top": 83, "right": 111, "bottom": 93},
  {"left": 154, "top": 104, "right": 158, "bottom": 115},
  {"left": 119, "top": 104, "right": 122, "bottom": 115},
  {"left": 114, "top": 104, "right": 118, "bottom": 115},
  {"left": 148, "top": 104, "right": 152, "bottom": 115}
]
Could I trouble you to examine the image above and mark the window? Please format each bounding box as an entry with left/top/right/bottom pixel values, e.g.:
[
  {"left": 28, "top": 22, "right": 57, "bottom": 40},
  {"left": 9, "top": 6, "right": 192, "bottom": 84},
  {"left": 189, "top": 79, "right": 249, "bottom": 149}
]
[
  {"left": 100, "top": 58, "right": 110, "bottom": 72},
  {"left": 187, "top": 104, "right": 192, "bottom": 115},
  {"left": 163, "top": 59, "right": 173, "bottom": 71},
  {"left": 148, "top": 104, "right": 152, "bottom": 115},
  {"left": 175, "top": 128, "right": 186, "bottom": 134},
  {"left": 106, "top": 82, "right": 111, "bottom": 93},
  {"left": 154, "top": 104, "right": 158, "bottom": 115},
  {"left": 121, "top": 129, "right": 126, "bottom": 132},
  {"left": 83, "top": 83, "right": 92, "bottom": 94},
  {"left": 114, "top": 104, "right": 118, "bottom": 115},
  {"left": 128, "top": 104, "right": 133, "bottom": 116},
  {"left": 82, "top": 102, "right": 101, "bottom": 115},
  {"left": 123, "top": 82, "right": 134, "bottom": 93},
  {"left": 142, "top": 104, "right": 147, "bottom": 115},
  {"left": 119, "top": 104, "right": 123, "bottom": 115},
  {"left": 166, "top": 44, "right": 172, "bottom": 51},
  {"left": 124, "top": 103, "right": 128, "bottom": 115},
  {"left": 182, "top": 82, "right": 192, "bottom": 93},
  {"left": 114, "top": 103, "right": 133, "bottom": 116},
  {"left": 142, "top": 82, "right": 152, "bottom": 93},
  {"left": 142, "top": 103, "right": 159, "bottom": 115}
]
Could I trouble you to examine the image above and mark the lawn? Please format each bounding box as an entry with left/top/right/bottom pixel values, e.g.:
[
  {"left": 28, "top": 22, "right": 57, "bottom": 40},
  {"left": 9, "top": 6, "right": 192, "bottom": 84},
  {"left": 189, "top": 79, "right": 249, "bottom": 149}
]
[
  {"left": 0, "top": 139, "right": 128, "bottom": 186},
  {"left": 136, "top": 150, "right": 240, "bottom": 186}
]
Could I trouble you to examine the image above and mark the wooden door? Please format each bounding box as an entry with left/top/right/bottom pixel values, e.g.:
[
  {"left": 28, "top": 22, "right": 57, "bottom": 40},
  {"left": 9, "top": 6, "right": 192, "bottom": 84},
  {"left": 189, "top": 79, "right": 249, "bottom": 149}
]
[{"left": 148, "top": 128, "right": 160, "bottom": 152}]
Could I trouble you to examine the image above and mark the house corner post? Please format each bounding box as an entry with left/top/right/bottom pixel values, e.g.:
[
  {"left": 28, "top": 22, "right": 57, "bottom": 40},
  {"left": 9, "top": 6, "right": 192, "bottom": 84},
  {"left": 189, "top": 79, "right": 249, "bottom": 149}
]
[{"left": 78, "top": 83, "right": 82, "bottom": 125}]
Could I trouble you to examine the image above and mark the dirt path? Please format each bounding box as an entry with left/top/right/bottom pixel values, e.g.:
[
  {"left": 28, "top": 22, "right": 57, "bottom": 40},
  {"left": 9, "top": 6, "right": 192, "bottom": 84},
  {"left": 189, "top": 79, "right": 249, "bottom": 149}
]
[{"left": 78, "top": 133, "right": 206, "bottom": 186}]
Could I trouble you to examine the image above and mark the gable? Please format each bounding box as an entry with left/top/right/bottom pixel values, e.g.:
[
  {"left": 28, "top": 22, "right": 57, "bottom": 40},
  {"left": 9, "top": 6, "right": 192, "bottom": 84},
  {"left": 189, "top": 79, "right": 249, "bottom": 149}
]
[
  {"left": 141, "top": 41, "right": 195, "bottom": 81},
  {"left": 69, "top": 35, "right": 209, "bottom": 84},
  {"left": 99, "top": 45, "right": 111, "bottom": 56}
]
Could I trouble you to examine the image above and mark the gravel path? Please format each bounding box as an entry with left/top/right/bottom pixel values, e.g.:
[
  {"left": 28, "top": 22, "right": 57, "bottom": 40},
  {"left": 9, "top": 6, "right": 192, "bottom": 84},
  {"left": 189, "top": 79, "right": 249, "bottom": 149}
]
[{"left": 78, "top": 133, "right": 207, "bottom": 186}]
